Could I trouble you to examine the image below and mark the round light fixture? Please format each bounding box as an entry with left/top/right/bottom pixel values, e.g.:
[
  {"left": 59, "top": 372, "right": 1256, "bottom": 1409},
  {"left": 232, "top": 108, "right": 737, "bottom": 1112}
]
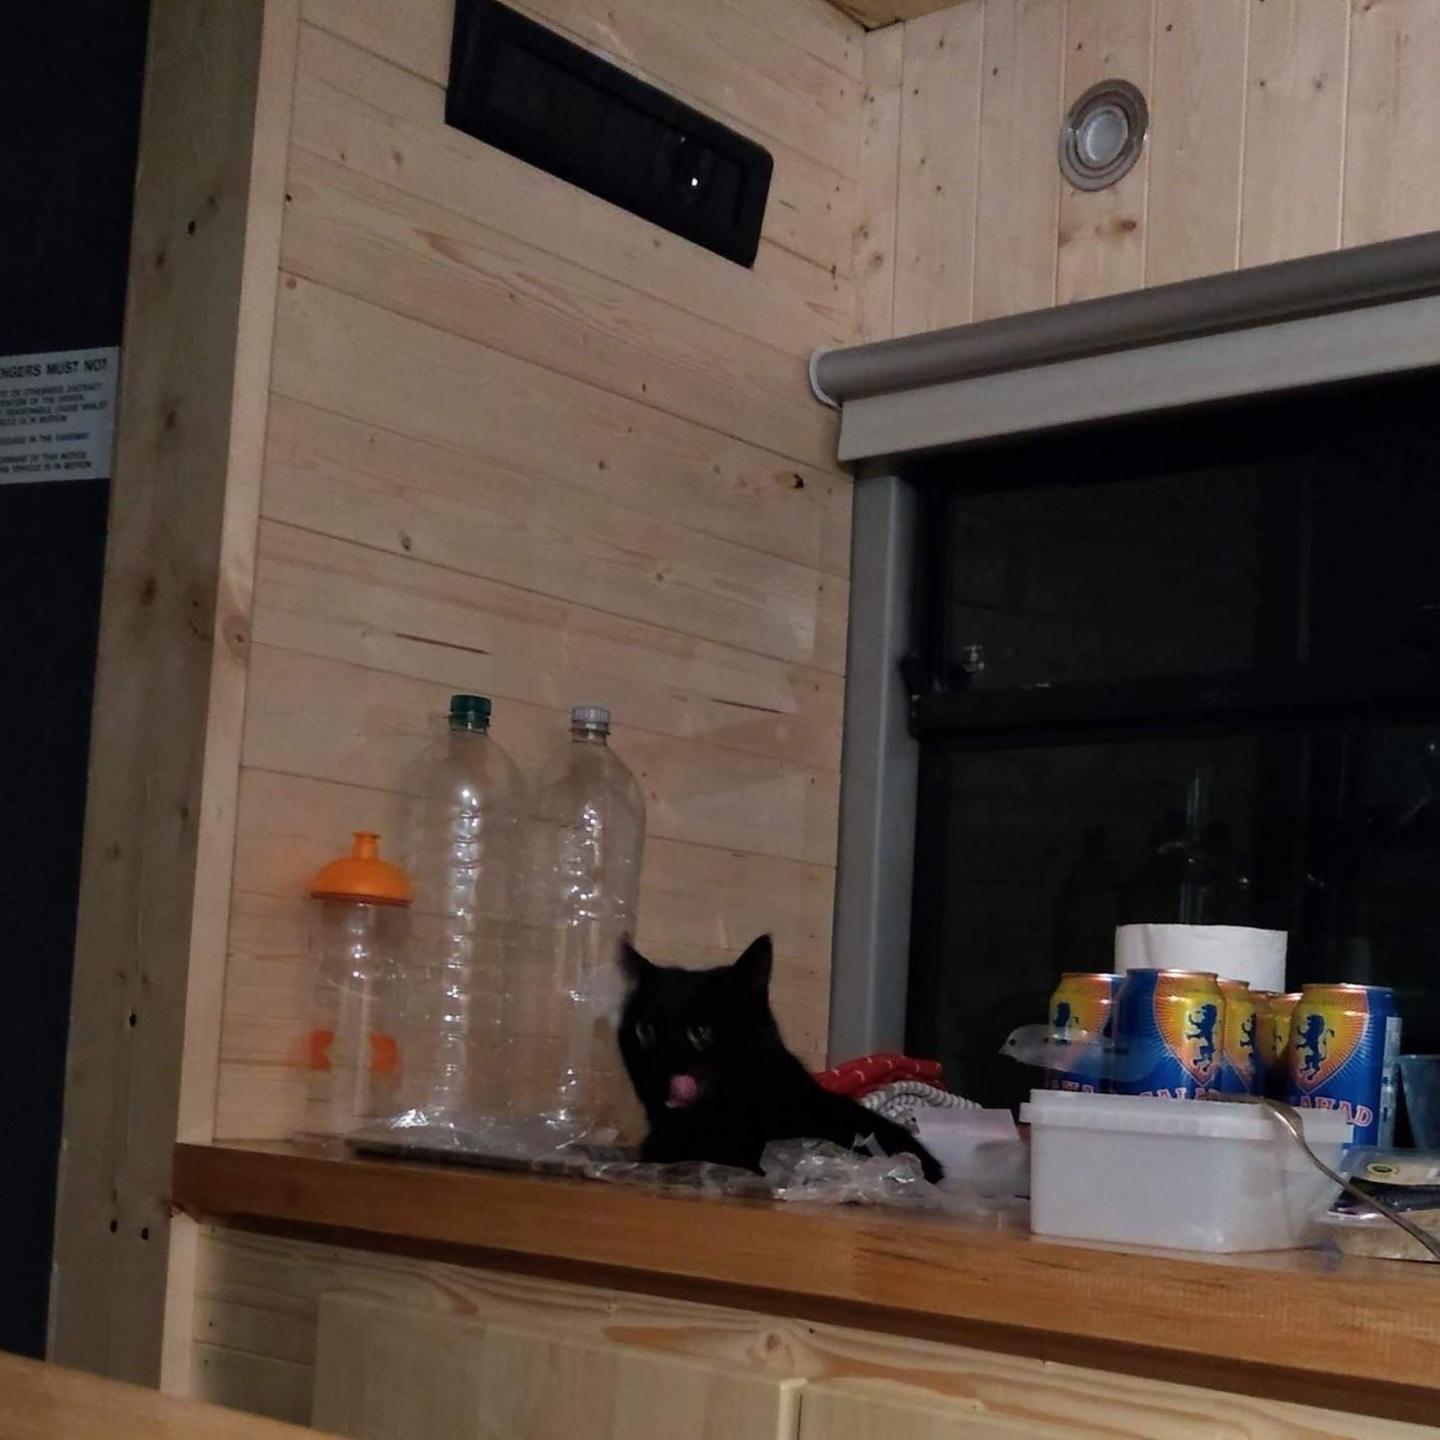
[{"left": 1059, "top": 79, "right": 1148, "bottom": 191}]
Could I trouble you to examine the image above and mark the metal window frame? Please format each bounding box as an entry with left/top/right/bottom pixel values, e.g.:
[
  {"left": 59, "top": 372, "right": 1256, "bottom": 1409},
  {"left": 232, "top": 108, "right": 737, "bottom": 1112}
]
[
  {"left": 826, "top": 229, "right": 1440, "bottom": 1058},
  {"left": 827, "top": 468, "right": 918, "bottom": 1059}
]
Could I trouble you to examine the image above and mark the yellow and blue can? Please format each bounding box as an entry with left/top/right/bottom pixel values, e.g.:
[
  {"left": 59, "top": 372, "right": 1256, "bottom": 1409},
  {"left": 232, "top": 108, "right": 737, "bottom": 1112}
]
[
  {"left": 1286, "top": 983, "right": 1400, "bottom": 1145},
  {"left": 1262, "top": 991, "right": 1302, "bottom": 1098},
  {"left": 1046, "top": 972, "right": 1120, "bottom": 1092},
  {"left": 1270, "top": 992, "right": 1302, "bottom": 1057},
  {"left": 1250, "top": 989, "right": 1278, "bottom": 1093},
  {"left": 1111, "top": 968, "right": 1224, "bottom": 1098},
  {"left": 1218, "top": 978, "right": 1261, "bottom": 1095}
]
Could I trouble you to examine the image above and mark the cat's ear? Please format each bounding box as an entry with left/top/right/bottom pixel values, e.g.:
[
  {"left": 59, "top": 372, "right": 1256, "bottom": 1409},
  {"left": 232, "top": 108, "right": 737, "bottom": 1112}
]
[
  {"left": 732, "top": 934, "right": 773, "bottom": 993},
  {"left": 619, "top": 936, "right": 654, "bottom": 986}
]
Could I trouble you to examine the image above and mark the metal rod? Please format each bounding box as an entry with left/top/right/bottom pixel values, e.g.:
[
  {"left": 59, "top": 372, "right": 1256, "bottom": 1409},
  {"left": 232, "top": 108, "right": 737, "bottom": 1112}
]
[{"left": 811, "top": 230, "right": 1440, "bottom": 405}]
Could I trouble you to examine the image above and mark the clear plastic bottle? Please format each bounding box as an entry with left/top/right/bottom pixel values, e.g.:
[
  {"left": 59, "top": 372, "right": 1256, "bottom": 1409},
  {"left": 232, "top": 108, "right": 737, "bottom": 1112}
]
[
  {"left": 401, "top": 694, "right": 523, "bottom": 1123},
  {"left": 302, "top": 832, "right": 410, "bottom": 1139},
  {"left": 516, "top": 705, "right": 646, "bottom": 1138}
]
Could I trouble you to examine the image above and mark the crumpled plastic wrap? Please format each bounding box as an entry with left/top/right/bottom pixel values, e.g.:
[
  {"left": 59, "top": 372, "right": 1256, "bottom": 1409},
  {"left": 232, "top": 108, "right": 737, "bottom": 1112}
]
[
  {"left": 1004, "top": 1021, "right": 1227, "bottom": 1089},
  {"left": 1001, "top": 1022, "right": 1150, "bottom": 1084},
  {"left": 1001, "top": 1023, "right": 1102, "bottom": 1070},
  {"left": 759, "top": 1138, "right": 1022, "bottom": 1222},
  {"left": 569, "top": 1137, "right": 1020, "bottom": 1221},
  {"left": 347, "top": 1107, "right": 626, "bottom": 1174},
  {"left": 347, "top": 1112, "right": 1024, "bottom": 1223}
]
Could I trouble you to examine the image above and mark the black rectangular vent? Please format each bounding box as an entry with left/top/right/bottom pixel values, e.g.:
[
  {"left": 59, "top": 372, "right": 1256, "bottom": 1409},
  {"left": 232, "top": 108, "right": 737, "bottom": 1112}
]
[{"left": 446, "top": 0, "right": 773, "bottom": 267}]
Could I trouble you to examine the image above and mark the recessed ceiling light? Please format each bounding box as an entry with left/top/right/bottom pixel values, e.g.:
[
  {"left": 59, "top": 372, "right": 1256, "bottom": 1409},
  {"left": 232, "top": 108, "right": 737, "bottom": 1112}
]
[{"left": 1060, "top": 80, "right": 1148, "bottom": 192}]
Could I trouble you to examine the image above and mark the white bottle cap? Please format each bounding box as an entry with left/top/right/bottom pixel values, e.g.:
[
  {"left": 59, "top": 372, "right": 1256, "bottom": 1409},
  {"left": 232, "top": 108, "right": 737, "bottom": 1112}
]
[{"left": 571, "top": 705, "right": 611, "bottom": 733}]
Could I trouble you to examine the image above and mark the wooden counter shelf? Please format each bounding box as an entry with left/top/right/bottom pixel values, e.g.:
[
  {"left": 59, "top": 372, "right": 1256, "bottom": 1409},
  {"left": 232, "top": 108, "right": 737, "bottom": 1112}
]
[
  {"left": 0, "top": 1350, "right": 314, "bottom": 1439},
  {"left": 174, "top": 1141, "right": 1440, "bottom": 1424}
]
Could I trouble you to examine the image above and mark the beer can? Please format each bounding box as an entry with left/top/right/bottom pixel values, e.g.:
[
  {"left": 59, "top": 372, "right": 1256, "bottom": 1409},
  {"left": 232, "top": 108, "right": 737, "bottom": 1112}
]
[
  {"left": 1250, "top": 990, "right": 1277, "bottom": 1051},
  {"left": 1045, "top": 972, "right": 1120, "bottom": 1092},
  {"left": 1271, "top": 992, "right": 1302, "bottom": 1058},
  {"left": 1218, "top": 978, "right": 1260, "bottom": 1095},
  {"left": 1262, "top": 991, "right": 1302, "bottom": 1099},
  {"left": 1249, "top": 990, "right": 1278, "bottom": 1095},
  {"left": 1287, "top": 983, "right": 1400, "bottom": 1145},
  {"left": 1111, "top": 968, "right": 1225, "bottom": 1098}
]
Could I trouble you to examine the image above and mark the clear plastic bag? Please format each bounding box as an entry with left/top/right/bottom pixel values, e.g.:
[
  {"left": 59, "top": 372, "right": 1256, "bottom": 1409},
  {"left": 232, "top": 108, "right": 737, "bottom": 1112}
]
[
  {"left": 1002, "top": 1022, "right": 1158, "bottom": 1086},
  {"left": 349, "top": 1107, "right": 626, "bottom": 1174},
  {"left": 347, "top": 1114, "right": 1024, "bottom": 1222},
  {"left": 1320, "top": 1148, "right": 1440, "bottom": 1262}
]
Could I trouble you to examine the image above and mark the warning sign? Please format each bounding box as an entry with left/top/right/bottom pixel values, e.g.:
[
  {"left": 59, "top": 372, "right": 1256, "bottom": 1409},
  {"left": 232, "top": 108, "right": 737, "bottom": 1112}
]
[{"left": 0, "top": 346, "right": 119, "bottom": 484}]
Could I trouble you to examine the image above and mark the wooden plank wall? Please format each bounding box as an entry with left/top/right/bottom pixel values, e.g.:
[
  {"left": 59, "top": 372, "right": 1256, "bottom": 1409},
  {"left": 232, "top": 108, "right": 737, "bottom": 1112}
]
[
  {"left": 49, "top": 0, "right": 302, "bottom": 1385},
  {"left": 216, "top": 0, "right": 864, "bottom": 1139},
  {"left": 874, "top": 0, "right": 1440, "bottom": 336},
  {"left": 191, "top": 1227, "right": 1436, "bottom": 1437}
]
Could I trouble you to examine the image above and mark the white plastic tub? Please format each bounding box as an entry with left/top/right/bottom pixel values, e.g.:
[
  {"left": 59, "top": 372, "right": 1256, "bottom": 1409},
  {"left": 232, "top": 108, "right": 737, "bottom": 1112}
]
[{"left": 1021, "top": 1090, "right": 1352, "bottom": 1252}]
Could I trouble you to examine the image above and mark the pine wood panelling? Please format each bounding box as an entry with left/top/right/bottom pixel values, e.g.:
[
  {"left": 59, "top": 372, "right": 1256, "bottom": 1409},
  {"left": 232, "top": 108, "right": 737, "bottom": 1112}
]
[
  {"left": 801, "top": 1386, "right": 1068, "bottom": 1439},
  {"left": 1056, "top": 0, "right": 1154, "bottom": 304},
  {"left": 264, "top": 390, "right": 845, "bottom": 597},
  {"left": 831, "top": 0, "right": 975, "bottom": 28},
  {"left": 270, "top": 277, "right": 851, "bottom": 590},
  {"left": 250, "top": 517, "right": 844, "bottom": 772},
  {"left": 303, "top": 0, "right": 862, "bottom": 89},
  {"left": 894, "top": 4, "right": 986, "bottom": 333},
  {"left": 0, "top": 1351, "right": 316, "bottom": 1440},
  {"left": 190, "top": 1345, "right": 315, "bottom": 1428},
  {"left": 217, "top": 896, "right": 829, "bottom": 1140},
  {"left": 215, "top": 948, "right": 827, "bottom": 1139},
  {"left": 503, "top": 0, "right": 858, "bottom": 181},
  {"left": 853, "top": 26, "right": 905, "bottom": 341},
  {"left": 796, "top": 1378, "right": 1437, "bottom": 1440},
  {"left": 1343, "top": 0, "right": 1440, "bottom": 247},
  {"left": 279, "top": 152, "right": 834, "bottom": 469},
  {"left": 191, "top": 1225, "right": 800, "bottom": 1368},
  {"left": 879, "top": 0, "right": 1440, "bottom": 335},
  {"left": 806, "top": 1388, "right": 1077, "bottom": 1440},
  {"left": 303, "top": 0, "right": 859, "bottom": 182},
  {"left": 50, "top": 0, "right": 301, "bottom": 1386},
  {"left": 313, "top": 1296, "right": 803, "bottom": 1440},
  {"left": 230, "top": 774, "right": 836, "bottom": 962},
  {"left": 289, "top": 23, "right": 852, "bottom": 298},
  {"left": 187, "top": 1216, "right": 1440, "bottom": 1432},
  {"left": 498, "top": 11, "right": 857, "bottom": 289},
  {"left": 1145, "top": 0, "right": 1245, "bottom": 286},
  {"left": 734, "top": 0, "right": 863, "bottom": 85},
  {"left": 1238, "top": 0, "right": 1347, "bottom": 266},
  {"left": 259, "top": 402, "right": 848, "bottom": 672},
  {"left": 206, "top": 0, "right": 860, "bottom": 1144},
  {"left": 972, "top": 0, "right": 1065, "bottom": 320},
  {"left": 241, "top": 648, "right": 841, "bottom": 868},
  {"left": 219, "top": 761, "right": 836, "bottom": 1136},
  {"left": 290, "top": 27, "right": 850, "bottom": 351},
  {"left": 229, "top": 778, "right": 835, "bottom": 965}
]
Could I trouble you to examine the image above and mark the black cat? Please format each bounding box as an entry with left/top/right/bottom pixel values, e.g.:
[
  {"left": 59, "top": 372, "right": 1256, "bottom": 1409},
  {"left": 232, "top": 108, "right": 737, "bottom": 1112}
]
[{"left": 617, "top": 935, "right": 944, "bottom": 1183}]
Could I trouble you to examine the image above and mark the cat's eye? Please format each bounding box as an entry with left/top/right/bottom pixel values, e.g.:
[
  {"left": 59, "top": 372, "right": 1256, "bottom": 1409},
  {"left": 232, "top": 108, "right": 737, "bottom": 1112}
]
[
  {"left": 686, "top": 1024, "right": 715, "bottom": 1052},
  {"left": 634, "top": 1021, "right": 656, "bottom": 1050}
]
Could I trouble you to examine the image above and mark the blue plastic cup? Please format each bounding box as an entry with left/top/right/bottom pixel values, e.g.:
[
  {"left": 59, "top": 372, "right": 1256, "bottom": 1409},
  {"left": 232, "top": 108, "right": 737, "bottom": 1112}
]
[{"left": 1399, "top": 1055, "right": 1440, "bottom": 1149}]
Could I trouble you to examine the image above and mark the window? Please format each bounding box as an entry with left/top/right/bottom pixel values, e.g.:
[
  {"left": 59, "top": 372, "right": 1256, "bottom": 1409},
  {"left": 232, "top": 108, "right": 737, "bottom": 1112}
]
[{"left": 902, "top": 375, "right": 1440, "bottom": 1113}]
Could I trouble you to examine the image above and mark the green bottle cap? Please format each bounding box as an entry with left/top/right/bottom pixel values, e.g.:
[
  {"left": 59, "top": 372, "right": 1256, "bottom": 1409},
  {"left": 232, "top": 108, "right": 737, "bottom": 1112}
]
[{"left": 448, "top": 693, "right": 492, "bottom": 730}]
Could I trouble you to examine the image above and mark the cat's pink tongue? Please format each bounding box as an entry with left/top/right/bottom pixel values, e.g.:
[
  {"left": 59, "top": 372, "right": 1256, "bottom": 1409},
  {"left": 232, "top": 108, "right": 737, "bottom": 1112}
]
[{"left": 667, "top": 1073, "right": 699, "bottom": 1108}]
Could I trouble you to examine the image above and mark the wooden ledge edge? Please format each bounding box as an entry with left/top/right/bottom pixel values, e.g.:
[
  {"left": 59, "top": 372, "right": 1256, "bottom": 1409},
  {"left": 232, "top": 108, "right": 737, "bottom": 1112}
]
[{"left": 172, "top": 1141, "right": 1440, "bottom": 1425}]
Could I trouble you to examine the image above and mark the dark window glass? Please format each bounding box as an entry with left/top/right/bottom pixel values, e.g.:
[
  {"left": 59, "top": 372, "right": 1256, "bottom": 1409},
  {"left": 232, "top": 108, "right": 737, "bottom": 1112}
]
[
  {"left": 946, "top": 466, "right": 1262, "bottom": 690},
  {"left": 905, "top": 376, "right": 1440, "bottom": 1119}
]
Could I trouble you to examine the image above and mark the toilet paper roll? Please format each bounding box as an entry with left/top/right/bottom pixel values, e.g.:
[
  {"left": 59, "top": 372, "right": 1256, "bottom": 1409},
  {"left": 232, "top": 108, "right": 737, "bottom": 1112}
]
[{"left": 1114, "top": 923, "right": 1287, "bottom": 993}]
